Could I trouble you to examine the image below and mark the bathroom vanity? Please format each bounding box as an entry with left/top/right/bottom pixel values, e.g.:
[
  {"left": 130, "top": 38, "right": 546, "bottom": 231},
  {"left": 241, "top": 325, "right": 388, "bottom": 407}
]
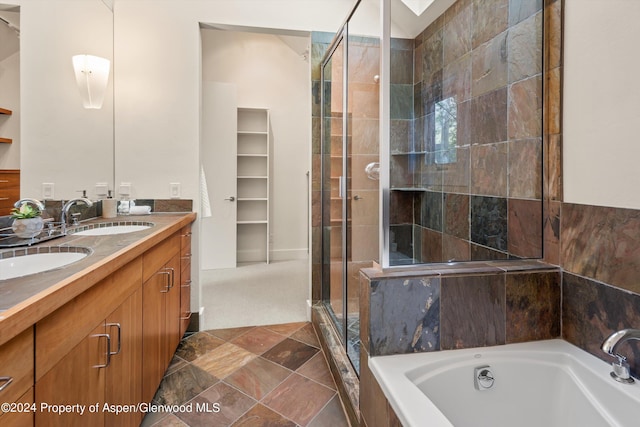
[{"left": 0, "top": 213, "right": 195, "bottom": 427}]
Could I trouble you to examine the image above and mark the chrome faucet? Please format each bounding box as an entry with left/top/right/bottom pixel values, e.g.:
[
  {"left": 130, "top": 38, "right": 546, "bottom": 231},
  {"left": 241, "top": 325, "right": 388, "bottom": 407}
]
[
  {"left": 61, "top": 198, "right": 93, "bottom": 231},
  {"left": 13, "top": 198, "right": 45, "bottom": 211},
  {"left": 601, "top": 328, "right": 640, "bottom": 383}
]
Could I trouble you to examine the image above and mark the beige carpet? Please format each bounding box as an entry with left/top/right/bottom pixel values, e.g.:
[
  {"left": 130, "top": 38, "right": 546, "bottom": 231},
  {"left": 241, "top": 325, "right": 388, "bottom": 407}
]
[{"left": 200, "top": 259, "right": 310, "bottom": 330}]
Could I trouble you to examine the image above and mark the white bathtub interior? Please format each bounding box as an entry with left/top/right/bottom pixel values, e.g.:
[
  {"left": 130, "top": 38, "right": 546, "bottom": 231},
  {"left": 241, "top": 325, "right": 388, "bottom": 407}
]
[{"left": 370, "top": 340, "right": 640, "bottom": 427}]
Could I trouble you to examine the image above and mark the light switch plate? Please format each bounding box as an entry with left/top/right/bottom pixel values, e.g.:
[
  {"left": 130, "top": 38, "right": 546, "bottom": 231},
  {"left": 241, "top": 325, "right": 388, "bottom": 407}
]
[
  {"left": 170, "top": 182, "right": 181, "bottom": 199},
  {"left": 95, "top": 182, "right": 108, "bottom": 197},
  {"left": 119, "top": 182, "right": 131, "bottom": 197},
  {"left": 42, "top": 183, "right": 54, "bottom": 199}
]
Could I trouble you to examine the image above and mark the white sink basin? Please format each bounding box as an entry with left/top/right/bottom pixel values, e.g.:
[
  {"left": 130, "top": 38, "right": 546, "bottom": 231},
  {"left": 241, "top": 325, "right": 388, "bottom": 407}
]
[
  {"left": 71, "top": 222, "right": 153, "bottom": 236},
  {"left": 0, "top": 247, "right": 91, "bottom": 280}
]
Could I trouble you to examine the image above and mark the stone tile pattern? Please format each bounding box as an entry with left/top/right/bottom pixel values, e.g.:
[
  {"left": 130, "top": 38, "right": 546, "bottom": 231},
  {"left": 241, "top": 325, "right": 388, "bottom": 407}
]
[
  {"left": 561, "top": 204, "right": 640, "bottom": 377},
  {"left": 389, "top": 0, "right": 544, "bottom": 263},
  {"left": 141, "top": 322, "right": 349, "bottom": 427},
  {"left": 365, "top": 266, "right": 560, "bottom": 356}
]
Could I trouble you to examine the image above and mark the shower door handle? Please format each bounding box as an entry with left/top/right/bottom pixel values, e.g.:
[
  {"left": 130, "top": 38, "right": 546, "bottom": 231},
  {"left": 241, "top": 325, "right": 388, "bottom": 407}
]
[{"left": 224, "top": 196, "right": 235, "bottom": 201}]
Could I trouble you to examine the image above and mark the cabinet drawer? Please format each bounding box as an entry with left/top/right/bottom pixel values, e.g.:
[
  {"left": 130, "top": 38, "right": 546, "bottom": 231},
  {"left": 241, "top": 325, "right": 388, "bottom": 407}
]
[
  {"left": 180, "top": 225, "right": 192, "bottom": 255},
  {"left": 0, "top": 328, "right": 34, "bottom": 415}
]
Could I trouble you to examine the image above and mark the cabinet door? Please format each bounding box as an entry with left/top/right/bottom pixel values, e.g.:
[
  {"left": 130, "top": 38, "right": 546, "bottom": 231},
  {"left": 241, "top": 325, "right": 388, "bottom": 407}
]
[
  {"left": 141, "top": 269, "right": 168, "bottom": 404},
  {"left": 0, "top": 328, "right": 34, "bottom": 427},
  {"left": 35, "top": 323, "right": 107, "bottom": 427},
  {"left": 105, "top": 288, "right": 143, "bottom": 427}
]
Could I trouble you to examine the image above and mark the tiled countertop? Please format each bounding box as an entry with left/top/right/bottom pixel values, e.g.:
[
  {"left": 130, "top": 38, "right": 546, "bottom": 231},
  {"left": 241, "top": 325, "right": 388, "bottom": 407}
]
[{"left": 0, "top": 212, "right": 196, "bottom": 346}]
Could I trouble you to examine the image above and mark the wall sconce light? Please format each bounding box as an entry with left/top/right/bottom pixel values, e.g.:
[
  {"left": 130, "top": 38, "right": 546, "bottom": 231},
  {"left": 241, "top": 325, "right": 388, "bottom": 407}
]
[{"left": 72, "top": 54, "right": 110, "bottom": 109}]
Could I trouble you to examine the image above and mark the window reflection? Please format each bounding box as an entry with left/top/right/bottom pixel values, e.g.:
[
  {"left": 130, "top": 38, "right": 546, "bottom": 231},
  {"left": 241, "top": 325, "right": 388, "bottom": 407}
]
[{"left": 433, "top": 97, "right": 457, "bottom": 165}]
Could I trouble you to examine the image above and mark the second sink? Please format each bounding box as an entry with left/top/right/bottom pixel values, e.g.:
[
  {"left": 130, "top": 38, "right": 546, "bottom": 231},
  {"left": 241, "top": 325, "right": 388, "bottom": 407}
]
[{"left": 70, "top": 221, "right": 154, "bottom": 236}]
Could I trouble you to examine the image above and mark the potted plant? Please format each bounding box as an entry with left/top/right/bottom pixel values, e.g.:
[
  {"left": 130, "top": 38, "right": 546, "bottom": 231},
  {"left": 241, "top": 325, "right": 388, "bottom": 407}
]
[{"left": 10, "top": 204, "right": 44, "bottom": 239}]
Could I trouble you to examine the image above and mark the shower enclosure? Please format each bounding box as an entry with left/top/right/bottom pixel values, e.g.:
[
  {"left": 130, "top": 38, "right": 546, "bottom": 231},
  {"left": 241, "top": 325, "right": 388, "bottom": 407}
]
[
  {"left": 320, "top": 0, "right": 543, "bottom": 373},
  {"left": 321, "top": 2, "right": 381, "bottom": 373}
]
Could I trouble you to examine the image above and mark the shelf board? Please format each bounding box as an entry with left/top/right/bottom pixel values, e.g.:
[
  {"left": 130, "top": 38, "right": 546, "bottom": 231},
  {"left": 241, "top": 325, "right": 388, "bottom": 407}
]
[
  {"left": 238, "top": 198, "right": 268, "bottom": 201},
  {"left": 0, "top": 108, "right": 12, "bottom": 115},
  {"left": 237, "top": 220, "right": 268, "bottom": 224},
  {"left": 391, "top": 187, "right": 428, "bottom": 192},
  {"left": 238, "top": 131, "right": 268, "bottom": 135},
  {"left": 391, "top": 151, "right": 428, "bottom": 156},
  {"left": 238, "top": 176, "right": 268, "bottom": 179},
  {"left": 237, "top": 154, "right": 268, "bottom": 157},
  {"left": 0, "top": 138, "right": 12, "bottom": 144}
]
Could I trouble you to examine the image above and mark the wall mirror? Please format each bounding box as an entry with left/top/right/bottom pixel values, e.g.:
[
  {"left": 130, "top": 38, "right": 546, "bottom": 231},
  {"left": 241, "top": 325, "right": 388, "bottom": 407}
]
[
  {"left": 385, "top": 0, "right": 544, "bottom": 266},
  {"left": 0, "top": 0, "right": 114, "bottom": 203}
]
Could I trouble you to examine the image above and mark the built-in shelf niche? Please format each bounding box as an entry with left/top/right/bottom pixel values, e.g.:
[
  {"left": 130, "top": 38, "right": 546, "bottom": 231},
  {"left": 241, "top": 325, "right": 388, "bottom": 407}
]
[{"left": 236, "top": 108, "right": 270, "bottom": 264}]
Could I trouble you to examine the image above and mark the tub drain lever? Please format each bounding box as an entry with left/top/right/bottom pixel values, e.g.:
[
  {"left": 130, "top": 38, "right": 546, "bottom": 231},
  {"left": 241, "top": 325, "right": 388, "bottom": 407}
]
[{"left": 474, "top": 365, "right": 495, "bottom": 390}]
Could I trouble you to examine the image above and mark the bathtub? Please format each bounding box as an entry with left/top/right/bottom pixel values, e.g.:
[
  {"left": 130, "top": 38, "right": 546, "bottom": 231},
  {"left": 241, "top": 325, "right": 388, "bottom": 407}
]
[{"left": 369, "top": 340, "right": 640, "bottom": 427}]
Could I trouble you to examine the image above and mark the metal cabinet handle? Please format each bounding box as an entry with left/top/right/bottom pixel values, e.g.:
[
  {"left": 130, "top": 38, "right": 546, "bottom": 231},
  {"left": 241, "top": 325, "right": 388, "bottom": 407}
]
[
  {"left": 106, "top": 323, "right": 121, "bottom": 356},
  {"left": 182, "top": 231, "right": 192, "bottom": 237},
  {"left": 92, "top": 333, "right": 111, "bottom": 368},
  {"left": 157, "top": 271, "right": 171, "bottom": 293},
  {"left": 181, "top": 279, "right": 192, "bottom": 288},
  {"left": 165, "top": 267, "right": 175, "bottom": 288},
  {"left": 181, "top": 253, "right": 192, "bottom": 259},
  {"left": 0, "top": 376, "right": 13, "bottom": 392},
  {"left": 180, "top": 312, "right": 192, "bottom": 321},
  {"left": 224, "top": 196, "right": 235, "bottom": 201}
]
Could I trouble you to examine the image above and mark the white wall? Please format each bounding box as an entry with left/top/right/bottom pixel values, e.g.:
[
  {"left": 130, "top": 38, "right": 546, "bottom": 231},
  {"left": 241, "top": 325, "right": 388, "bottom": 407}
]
[
  {"left": 201, "top": 29, "right": 310, "bottom": 259},
  {"left": 563, "top": 0, "right": 640, "bottom": 210},
  {"left": 113, "top": 0, "right": 352, "bottom": 203},
  {"left": 21, "top": 0, "right": 113, "bottom": 200}
]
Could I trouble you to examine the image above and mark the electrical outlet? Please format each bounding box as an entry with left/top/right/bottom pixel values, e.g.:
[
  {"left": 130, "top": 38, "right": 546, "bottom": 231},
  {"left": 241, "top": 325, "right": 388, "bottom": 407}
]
[
  {"left": 170, "top": 182, "right": 181, "bottom": 199},
  {"left": 42, "top": 183, "right": 54, "bottom": 199}
]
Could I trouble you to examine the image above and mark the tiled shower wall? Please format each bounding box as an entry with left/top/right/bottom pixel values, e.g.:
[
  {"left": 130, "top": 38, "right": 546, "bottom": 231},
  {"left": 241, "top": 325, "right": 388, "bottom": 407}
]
[{"left": 390, "top": 0, "right": 543, "bottom": 263}]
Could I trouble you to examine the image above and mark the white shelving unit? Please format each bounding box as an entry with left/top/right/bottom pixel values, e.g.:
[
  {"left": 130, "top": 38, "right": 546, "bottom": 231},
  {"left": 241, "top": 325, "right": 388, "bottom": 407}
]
[{"left": 236, "top": 108, "right": 270, "bottom": 263}]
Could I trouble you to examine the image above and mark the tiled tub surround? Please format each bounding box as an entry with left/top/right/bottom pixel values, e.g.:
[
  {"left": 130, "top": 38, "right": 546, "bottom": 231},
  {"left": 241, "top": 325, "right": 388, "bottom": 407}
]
[
  {"left": 360, "top": 201, "right": 640, "bottom": 426},
  {"left": 361, "top": 262, "right": 561, "bottom": 358},
  {"left": 389, "top": 0, "right": 544, "bottom": 263}
]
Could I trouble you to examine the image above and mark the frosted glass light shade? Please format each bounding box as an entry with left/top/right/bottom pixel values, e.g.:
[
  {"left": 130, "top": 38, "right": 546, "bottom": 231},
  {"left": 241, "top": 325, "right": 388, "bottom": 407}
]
[{"left": 72, "top": 54, "right": 110, "bottom": 109}]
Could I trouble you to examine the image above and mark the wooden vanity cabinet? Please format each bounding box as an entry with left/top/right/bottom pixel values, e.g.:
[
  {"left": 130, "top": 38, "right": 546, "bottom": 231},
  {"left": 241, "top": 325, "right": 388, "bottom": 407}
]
[
  {"left": 141, "top": 232, "right": 181, "bottom": 404},
  {"left": 35, "top": 258, "right": 143, "bottom": 427},
  {"left": 0, "top": 328, "right": 34, "bottom": 427},
  {"left": 180, "top": 224, "right": 192, "bottom": 336}
]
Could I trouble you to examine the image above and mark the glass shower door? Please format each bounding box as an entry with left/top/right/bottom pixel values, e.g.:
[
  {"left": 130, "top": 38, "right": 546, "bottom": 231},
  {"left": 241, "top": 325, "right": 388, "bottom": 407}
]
[
  {"left": 322, "top": 35, "right": 347, "bottom": 338},
  {"left": 321, "top": 16, "right": 380, "bottom": 374}
]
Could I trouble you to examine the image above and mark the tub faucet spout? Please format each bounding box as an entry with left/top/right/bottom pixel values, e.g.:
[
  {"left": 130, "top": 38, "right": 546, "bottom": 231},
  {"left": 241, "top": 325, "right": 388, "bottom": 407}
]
[{"left": 601, "top": 328, "right": 640, "bottom": 384}]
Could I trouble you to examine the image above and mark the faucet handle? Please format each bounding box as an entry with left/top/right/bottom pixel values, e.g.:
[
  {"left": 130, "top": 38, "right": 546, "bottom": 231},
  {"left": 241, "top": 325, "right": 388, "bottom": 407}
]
[
  {"left": 77, "top": 189, "right": 87, "bottom": 198},
  {"left": 611, "top": 354, "right": 634, "bottom": 384},
  {"left": 71, "top": 212, "right": 82, "bottom": 226}
]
